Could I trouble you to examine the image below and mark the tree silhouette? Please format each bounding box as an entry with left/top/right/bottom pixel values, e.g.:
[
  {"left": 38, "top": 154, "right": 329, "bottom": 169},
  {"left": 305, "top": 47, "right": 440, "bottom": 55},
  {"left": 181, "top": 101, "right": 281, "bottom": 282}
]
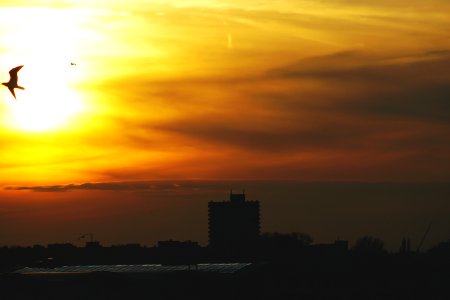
[
  {"left": 351, "top": 236, "right": 386, "bottom": 256},
  {"left": 260, "top": 232, "right": 313, "bottom": 247}
]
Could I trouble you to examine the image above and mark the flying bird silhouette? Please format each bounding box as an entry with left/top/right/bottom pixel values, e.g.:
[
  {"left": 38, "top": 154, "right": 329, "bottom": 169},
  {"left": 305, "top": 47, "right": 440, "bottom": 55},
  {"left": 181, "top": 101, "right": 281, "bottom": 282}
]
[{"left": 2, "top": 65, "right": 25, "bottom": 99}]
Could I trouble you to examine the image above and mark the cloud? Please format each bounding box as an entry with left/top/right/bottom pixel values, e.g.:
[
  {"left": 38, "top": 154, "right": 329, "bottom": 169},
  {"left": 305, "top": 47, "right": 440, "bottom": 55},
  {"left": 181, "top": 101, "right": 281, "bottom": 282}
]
[
  {"left": 153, "top": 114, "right": 379, "bottom": 152},
  {"left": 266, "top": 50, "right": 450, "bottom": 122},
  {"left": 267, "top": 49, "right": 450, "bottom": 83},
  {"left": 79, "top": 46, "right": 450, "bottom": 182},
  {"left": 3, "top": 180, "right": 233, "bottom": 193},
  {"left": 5, "top": 181, "right": 170, "bottom": 192},
  {"left": 2, "top": 2, "right": 449, "bottom": 182}
]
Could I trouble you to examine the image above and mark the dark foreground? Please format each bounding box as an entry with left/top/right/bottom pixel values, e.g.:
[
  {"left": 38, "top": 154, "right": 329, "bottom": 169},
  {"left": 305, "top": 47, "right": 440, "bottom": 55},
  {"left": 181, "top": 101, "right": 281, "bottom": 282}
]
[{"left": 1, "top": 260, "right": 450, "bottom": 300}]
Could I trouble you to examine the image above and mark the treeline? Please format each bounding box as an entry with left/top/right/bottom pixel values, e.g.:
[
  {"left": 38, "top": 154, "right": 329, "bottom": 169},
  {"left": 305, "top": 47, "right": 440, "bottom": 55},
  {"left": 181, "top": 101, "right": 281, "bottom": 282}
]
[{"left": 1, "top": 233, "right": 450, "bottom": 272}]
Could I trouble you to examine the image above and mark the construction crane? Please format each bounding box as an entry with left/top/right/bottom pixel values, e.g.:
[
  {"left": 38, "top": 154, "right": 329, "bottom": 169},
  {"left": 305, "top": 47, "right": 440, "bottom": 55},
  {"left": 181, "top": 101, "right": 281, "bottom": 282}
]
[
  {"left": 78, "top": 233, "right": 94, "bottom": 243},
  {"left": 416, "top": 222, "right": 432, "bottom": 253}
]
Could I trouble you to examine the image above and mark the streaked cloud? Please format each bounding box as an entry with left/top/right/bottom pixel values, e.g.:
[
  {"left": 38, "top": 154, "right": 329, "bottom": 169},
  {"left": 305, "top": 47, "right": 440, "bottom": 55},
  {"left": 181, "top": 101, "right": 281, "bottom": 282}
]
[
  {"left": 4, "top": 180, "right": 232, "bottom": 193},
  {"left": 5, "top": 181, "right": 153, "bottom": 192},
  {"left": 0, "top": 0, "right": 449, "bottom": 184}
]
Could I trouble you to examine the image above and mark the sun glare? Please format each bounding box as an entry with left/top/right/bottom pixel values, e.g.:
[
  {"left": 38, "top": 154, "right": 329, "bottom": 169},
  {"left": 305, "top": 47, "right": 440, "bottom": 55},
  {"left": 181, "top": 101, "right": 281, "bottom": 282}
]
[
  {"left": 5, "top": 69, "right": 84, "bottom": 132},
  {"left": 0, "top": 8, "right": 88, "bottom": 133}
]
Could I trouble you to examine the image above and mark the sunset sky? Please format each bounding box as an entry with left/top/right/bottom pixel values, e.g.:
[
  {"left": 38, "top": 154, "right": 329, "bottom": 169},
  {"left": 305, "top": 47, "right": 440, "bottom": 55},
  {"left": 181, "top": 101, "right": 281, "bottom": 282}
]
[{"left": 0, "top": 1, "right": 449, "bottom": 247}]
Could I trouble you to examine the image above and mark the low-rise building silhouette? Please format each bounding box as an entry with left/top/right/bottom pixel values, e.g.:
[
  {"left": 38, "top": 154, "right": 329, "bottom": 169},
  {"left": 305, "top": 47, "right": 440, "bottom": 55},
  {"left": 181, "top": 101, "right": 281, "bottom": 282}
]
[
  {"left": 208, "top": 191, "right": 260, "bottom": 253},
  {"left": 157, "top": 240, "right": 202, "bottom": 265}
]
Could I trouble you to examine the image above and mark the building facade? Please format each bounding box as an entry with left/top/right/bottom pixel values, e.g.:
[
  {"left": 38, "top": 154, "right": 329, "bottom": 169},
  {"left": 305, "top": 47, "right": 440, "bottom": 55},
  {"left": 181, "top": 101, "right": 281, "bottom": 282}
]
[{"left": 208, "top": 191, "right": 260, "bottom": 252}]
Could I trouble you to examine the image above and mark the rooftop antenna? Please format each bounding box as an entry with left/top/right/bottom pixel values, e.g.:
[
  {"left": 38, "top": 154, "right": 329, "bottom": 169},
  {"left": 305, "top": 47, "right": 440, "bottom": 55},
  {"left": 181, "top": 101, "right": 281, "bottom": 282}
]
[
  {"left": 78, "top": 233, "right": 94, "bottom": 243},
  {"left": 416, "top": 222, "right": 432, "bottom": 253}
]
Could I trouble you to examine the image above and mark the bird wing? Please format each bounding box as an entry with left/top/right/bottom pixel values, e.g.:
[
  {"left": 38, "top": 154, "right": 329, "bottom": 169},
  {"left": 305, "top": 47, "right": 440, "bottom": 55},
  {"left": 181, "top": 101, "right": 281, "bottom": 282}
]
[
  {"left": 8, "top": 86, "right": 16, "bottom": 99},
  {"left": 9, "top": 65, "right": 24, "bottom": 84}
]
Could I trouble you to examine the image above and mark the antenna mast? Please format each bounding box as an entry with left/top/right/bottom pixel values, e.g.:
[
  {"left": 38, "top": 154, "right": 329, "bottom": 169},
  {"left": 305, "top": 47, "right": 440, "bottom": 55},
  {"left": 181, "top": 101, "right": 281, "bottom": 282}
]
[{"left": 416, "top": 222, "right": 432, "bottom": 253}]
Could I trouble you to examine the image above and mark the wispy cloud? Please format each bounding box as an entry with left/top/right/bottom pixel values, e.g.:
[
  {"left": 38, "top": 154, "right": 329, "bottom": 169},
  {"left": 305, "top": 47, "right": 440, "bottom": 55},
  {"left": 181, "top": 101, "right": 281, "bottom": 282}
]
[
  {"left": 4, "top": 180, "right": 233, "bottom": 193},
  {"left": 266, "top": 50, "right": 450, "bottom": 122},
  {"left": 1, "top": 1, "right": 450, "bottom": 183},
  {"left": 95, "top": 48, "right": 450, "bottom": 181},
  {"left": 5, "top": 181, "right": 176, "bottom": 192}
]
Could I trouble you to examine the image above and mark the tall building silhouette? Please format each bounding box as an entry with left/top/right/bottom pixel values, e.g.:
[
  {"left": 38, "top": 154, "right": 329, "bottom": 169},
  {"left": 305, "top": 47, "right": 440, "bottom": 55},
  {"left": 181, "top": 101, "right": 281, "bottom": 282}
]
[{"left": 208, "top": 191, "right": 260, "bottom": 252}]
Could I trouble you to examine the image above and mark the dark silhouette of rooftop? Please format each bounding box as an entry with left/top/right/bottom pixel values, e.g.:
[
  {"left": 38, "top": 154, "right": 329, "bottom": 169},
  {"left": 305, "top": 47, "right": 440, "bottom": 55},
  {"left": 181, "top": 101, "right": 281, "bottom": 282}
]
[
  {"left": 208, "top": 191, "right": 260, "bottom": 256},
  {"left": 1, "top": 190, "right": 450, "bottom": 299}
]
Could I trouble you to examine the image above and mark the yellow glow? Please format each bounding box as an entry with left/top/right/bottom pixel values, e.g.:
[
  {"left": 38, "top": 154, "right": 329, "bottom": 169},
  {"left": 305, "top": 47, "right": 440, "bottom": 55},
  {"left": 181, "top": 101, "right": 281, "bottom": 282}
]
[
  {"left": 0, "top": 1, "right": 448, "bottom": 185},
  {"left": 0, "top": 8, "right": 87, "bottom": 132},
  {"left": 3, "top": 65, "right": 84, "bottom": 132}
]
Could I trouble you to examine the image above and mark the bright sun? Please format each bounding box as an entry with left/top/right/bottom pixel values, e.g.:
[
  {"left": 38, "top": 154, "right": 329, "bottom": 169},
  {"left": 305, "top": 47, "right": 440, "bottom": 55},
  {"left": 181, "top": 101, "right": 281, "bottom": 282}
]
[
  {"left": 3, "top": 64, "right": 84, "bottom": 132},
  {"left": 0, "top": 8, "right": 88, "bottom": 133}
]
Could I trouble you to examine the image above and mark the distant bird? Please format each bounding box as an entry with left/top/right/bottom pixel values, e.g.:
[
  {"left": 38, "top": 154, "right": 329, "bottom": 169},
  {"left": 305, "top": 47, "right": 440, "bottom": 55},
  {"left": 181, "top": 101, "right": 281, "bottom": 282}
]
[
  {"left": 70, "top": 62, "right": 77, "bottom": 66},
  {"left": 2, "top": 65, "right": 25, "bottom": 99}
]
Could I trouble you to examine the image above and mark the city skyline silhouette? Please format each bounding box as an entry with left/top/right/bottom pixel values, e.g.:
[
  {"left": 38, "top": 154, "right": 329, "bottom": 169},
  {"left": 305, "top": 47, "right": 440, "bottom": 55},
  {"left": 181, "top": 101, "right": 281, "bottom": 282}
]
[
  {"left": 1, "top": 181, "right": 449, "bottom": 251},
  {"left": 1, "top": 0, "right": 449, "bottom": 298}
]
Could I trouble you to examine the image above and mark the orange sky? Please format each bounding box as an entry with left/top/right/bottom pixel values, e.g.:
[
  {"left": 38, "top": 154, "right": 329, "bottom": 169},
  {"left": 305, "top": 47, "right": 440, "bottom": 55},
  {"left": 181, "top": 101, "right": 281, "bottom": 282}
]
[
  {"left": 0, "top": 0, "right": 449, "bottom": 185},
  {"left": 0, "top": 1, "right": 449, "bottom": 247}
]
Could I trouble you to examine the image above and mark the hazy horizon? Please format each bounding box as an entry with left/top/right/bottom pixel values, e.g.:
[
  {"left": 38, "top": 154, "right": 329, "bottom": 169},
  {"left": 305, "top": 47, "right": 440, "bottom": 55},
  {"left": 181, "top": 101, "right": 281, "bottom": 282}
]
[
  {"left": 0, "top": 1, "right": 449, "bottom": 252},
  {"left": 1, "top": 180, "right": 449, "bottom": 251}
]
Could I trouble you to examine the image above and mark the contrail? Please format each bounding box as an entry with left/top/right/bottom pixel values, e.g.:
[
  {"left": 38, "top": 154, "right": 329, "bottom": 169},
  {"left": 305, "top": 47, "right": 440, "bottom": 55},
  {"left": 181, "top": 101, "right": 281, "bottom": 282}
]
[{"left": 227, "top": 33, "right": 233, "bottom": 49}]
